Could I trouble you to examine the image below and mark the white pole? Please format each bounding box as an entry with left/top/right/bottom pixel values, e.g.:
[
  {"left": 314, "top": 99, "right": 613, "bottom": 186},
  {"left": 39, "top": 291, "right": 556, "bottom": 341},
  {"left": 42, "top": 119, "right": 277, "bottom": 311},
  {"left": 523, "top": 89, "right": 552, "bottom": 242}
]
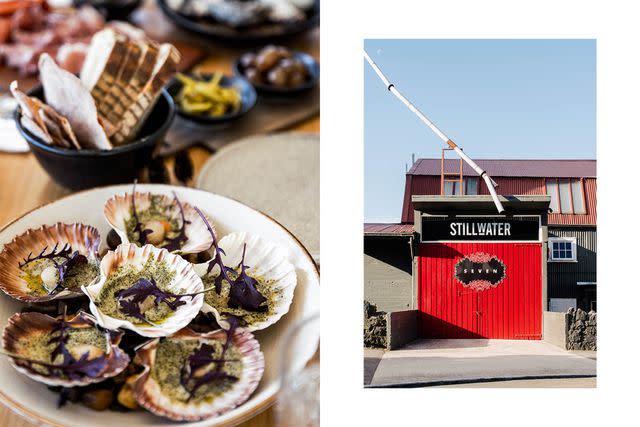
[{"left": 364, "top": 50, "right": 504, "bottom": 214}]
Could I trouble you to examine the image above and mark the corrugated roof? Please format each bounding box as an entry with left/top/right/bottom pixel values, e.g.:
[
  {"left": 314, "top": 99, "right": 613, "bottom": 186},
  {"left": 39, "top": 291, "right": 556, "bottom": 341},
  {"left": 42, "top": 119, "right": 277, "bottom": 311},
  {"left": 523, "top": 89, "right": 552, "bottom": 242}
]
[
  {"left": 408, "top": 159, "right": 596, "bottom": 178},
  {"left": 364, "top": 223, "right": 415, "bottom": 235}
]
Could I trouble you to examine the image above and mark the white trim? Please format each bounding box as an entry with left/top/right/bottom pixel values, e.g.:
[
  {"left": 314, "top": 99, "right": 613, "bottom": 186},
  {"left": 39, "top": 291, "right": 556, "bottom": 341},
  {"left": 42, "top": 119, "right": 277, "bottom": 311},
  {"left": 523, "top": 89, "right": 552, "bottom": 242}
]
[
  {"left": 548, "top": 237, "right": 577, "bottom": 262},
  {"left": 577, "top": 281, "right": 596, "bottom": 286},
  {"left": 420, "top": 214, "right": 542, "bottom": 243}
]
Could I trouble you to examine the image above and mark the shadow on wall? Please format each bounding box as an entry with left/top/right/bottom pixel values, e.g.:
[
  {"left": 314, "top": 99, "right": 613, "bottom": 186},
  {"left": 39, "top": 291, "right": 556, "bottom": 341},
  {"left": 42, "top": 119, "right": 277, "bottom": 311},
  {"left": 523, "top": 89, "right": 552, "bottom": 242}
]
[
  {"left": 418, "top": 312, "right": 487, "bottom": 340},
  {"left": 421, "top": 243, "right": 464, "bottom": 260},
  {"left": 364, "top": 236, "right": 412, "bottom": 274}
]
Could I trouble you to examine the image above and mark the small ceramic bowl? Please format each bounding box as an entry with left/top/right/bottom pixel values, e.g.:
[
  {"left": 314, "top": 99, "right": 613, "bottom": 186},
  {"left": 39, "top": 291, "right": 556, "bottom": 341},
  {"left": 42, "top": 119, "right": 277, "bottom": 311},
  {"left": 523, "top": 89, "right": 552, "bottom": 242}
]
[
  {"left": 233, "top": 50, "right": 319, "bottom": 96},
  {"left": 14, "top": 86, "right": 175, "bottom": 191},
  {"left": 73, "top": 0, "right": 143, "bottom": 21},
  {"left": 167, "top": 73, "right": 257, "bottom": 125}
]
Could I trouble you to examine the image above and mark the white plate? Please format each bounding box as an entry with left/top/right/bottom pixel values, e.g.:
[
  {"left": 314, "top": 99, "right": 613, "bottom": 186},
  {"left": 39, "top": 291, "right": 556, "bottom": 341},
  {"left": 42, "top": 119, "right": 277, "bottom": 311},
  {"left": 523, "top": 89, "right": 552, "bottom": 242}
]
[
  {"left": 196, "top": 133, "right": 320, "bottom": 263},
  {"left": 0, "top": 184, "right": 320, "bottom": 427}
]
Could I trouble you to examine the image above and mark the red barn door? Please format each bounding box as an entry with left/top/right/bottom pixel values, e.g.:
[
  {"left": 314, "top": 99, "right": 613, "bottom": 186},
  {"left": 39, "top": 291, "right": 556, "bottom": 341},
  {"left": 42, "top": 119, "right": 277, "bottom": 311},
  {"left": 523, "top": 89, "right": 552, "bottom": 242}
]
[{"left": 417, "top": 242, "right": 542, "bottom": 339}]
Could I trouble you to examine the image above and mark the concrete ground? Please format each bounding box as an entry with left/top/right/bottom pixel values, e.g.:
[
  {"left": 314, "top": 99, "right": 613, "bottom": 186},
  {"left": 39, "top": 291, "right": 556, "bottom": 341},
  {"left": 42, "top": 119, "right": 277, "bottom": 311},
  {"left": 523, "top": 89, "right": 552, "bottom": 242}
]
[
  {"left": 440, "top": 377, "right": 596, "bottom": 388},
  {"left": 365, "top": 339, "right": 596, "bottom": 388},
  {"left": 364, "top": 348, "right": 385, "bottom": 386}
]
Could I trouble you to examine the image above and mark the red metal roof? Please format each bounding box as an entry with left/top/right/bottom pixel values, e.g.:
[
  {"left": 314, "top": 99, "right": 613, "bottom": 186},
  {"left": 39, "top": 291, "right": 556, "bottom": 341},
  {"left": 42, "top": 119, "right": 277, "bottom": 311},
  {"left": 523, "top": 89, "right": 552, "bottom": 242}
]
[
  {"left": 364, "top": 223, "right": 415, "bottom": 235},
  {"left": 400, "top": 175, "right": 597, "bottom": 226},
  {"left": 409, "top": 159, "right": 596, "bottom": 178}
]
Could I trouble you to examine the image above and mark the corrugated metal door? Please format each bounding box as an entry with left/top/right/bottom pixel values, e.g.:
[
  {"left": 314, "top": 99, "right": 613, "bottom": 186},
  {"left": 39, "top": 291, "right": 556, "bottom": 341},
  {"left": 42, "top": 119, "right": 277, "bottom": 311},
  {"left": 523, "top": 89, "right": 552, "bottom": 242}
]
[{"left": 418, "top": 242, "right": 542, "bottom": 339}]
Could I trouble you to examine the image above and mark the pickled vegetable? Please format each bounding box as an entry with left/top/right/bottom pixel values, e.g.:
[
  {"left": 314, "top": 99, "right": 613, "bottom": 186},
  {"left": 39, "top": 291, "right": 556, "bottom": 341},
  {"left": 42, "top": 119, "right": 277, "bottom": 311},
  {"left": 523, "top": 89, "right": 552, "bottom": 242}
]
[{"left": 175, "top": 73, "right": 242, "bottom": 117}]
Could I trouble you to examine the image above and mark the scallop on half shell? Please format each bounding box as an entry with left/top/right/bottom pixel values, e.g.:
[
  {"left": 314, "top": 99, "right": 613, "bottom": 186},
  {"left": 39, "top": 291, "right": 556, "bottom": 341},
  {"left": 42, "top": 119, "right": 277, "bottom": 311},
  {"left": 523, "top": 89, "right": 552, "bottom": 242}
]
[
  {"left": 132, "top": 327, "right": 264, "bottom": 421},
  {"left": 2, "top": 311, "right": 130, "bottom": 387},
  {"left": 82, "top": 243, "right": 204, "bottom": 337},
  {"left": 194, "top": 232, "right": 297, "bottom": 332},
  {"left": 103, "top": 191, "right": 215, "bottom": 254},
  {"left": 0, "top": 223, "right": 101, "bottom": 302}
]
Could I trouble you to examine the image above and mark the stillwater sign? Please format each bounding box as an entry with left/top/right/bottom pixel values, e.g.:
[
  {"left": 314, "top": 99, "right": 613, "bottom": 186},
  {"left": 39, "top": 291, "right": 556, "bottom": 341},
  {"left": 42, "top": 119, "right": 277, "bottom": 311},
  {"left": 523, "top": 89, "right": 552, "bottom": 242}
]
[{"left": 421, "top": 216, "right": 539, "bottom": 241}]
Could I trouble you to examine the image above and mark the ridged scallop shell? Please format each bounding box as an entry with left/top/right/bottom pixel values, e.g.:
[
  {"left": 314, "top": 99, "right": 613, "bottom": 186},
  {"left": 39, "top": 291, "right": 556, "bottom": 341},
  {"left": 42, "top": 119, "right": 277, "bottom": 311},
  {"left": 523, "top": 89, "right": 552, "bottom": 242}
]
[
  {"left": 0, "top": 223, "right": 101, "bottom": 302},
  {"left": 103, "top": 191, "right": 215, "bottom": 254},
  {"left": 194, "top": 232, "right": 297, "bottom": 332},
  {"left": 82, "top": 243, "right": 204, "bottom": 337},
  {"left": 2, "top": 311, "right": 130, "bottom": 387},
  {"left": 132, "top": 327, "right": 264, "bottom": 421}
]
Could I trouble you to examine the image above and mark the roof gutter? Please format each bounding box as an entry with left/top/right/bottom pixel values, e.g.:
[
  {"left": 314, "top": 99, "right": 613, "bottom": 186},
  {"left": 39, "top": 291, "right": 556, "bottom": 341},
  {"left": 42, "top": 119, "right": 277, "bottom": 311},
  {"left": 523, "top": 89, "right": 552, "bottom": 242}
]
[{"left": 364, "top": 50, "right": 505, "bottom": 214}]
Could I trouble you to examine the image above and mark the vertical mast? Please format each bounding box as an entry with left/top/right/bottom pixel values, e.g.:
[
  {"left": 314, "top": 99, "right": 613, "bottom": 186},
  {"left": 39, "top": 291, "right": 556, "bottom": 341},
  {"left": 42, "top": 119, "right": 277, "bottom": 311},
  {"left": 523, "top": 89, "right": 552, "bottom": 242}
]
[{"left": 364, "top": 50, "right": 505, "bottom": 214}]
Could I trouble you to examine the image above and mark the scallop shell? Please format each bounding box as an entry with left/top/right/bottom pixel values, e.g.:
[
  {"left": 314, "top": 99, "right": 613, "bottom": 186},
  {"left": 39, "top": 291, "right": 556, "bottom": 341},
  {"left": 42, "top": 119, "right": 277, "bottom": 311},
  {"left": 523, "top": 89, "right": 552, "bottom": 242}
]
[
  {"left": 103, "top": 191, "right": 215, "bottom": 254},
  {"left": 0, "top": 223, "right": 101, "bottom": 302},
  {"left": 2, "top": 311, "right": 130, "bottom": 387},
  {"left": 132, "top": 328, "right": 264, "bottom": 421},
  {"left": 82, "top": 243, "right": 204, "bottom": 337},
  {"left": 194, "top": 232, "right": 297, "bottom": 332}
]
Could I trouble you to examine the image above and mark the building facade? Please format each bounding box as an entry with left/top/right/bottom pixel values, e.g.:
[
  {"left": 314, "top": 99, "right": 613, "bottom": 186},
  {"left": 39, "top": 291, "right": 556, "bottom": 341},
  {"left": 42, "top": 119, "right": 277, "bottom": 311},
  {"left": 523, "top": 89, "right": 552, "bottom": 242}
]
[{"left": 364, "top": 159, "right": 596, "bottom": 339}]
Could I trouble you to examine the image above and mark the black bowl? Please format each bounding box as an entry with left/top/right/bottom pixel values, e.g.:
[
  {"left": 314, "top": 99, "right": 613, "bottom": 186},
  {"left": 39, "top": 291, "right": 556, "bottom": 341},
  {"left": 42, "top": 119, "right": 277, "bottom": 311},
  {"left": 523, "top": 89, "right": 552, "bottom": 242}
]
[
  {"left": 15, "top": 87, "right": 175, "bottom": 191},
  {"left": 73, "top": 0, "right": 143, "bottom": 21},
  {"left": 167, "top": 74, "right": 257, "bottom": 125},
  {"left": 233, "top": 50, "right": 319, "bottom": 97},
  {"left": 156, "top": 0, "right": 319, "bottom": 43}
]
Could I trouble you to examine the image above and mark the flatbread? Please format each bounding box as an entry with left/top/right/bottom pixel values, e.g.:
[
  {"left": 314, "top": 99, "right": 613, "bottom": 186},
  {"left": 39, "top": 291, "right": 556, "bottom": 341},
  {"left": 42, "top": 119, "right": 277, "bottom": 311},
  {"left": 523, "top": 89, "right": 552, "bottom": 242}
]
[
  {"left": 38, "top": 53, "right": 112, "bottom": 150},
  {"left": 20, "top": 115, "right": 53, "bottom": 144}
]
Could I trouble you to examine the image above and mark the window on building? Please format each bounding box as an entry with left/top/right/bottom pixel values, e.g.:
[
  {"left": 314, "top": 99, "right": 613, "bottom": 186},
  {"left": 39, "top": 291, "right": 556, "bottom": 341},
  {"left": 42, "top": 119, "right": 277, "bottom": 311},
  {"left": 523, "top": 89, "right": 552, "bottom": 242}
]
[
  {"left": 571, "top": 180, "right": 586, "bottom": 214},
  {"left": 444, "top": 178, "right": 478, "bottom": 195},
  {"left": 545, "top": 178, "right": 586, "bottom": 214},
  {"left": 443, "top": 180, "right": 461, "bottom": 195},
  {"left": 466, "top": 177, "right": 478, "bottom": 195},
  {"left": 545, "top": 180, "right": 559, "bottom": 212},
  {"left": 549, "top": 298, "right": 577, "bottom": 313},
  {"left": 549, "top": 237, "right": 577, "bottom": 262}
]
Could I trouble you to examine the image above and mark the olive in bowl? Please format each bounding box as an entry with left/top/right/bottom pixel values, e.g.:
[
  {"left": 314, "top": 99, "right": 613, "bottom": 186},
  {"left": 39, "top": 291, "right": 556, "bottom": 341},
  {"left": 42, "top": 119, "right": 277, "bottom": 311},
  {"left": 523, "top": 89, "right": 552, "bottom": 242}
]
[
  {"left": 233, "top": 45, "right": 319, "bottom": 96},
  {"left": 167, "top": 73, "right": 257, "bottom": 125},
  {"left": 14, "top": 86, "right": 175, "bottom": 191}
]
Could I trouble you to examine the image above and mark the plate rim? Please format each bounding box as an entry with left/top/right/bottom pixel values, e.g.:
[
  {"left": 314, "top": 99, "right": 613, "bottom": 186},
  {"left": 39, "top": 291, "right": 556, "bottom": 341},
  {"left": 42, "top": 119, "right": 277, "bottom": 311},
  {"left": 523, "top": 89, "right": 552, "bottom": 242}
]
[{"left": 0, "top": 183, "right": 320, "bottom": 427}]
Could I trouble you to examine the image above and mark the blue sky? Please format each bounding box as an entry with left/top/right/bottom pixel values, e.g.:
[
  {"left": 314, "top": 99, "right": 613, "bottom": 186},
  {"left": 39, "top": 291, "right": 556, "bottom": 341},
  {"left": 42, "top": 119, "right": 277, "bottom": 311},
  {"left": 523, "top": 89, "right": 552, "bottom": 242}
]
[{"left": 364, "top": 39, "right": 596, "bottom": 223}]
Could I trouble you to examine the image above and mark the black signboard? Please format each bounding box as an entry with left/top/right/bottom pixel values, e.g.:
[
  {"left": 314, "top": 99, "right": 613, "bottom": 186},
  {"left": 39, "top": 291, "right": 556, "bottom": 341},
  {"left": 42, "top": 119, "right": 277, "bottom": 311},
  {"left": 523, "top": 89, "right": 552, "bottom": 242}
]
[
  {"left": 421, "top": 216, "right": 539, "bottom": 242},
  {"left": 454, "top": 252, "right": 507, "bottom": 291}
]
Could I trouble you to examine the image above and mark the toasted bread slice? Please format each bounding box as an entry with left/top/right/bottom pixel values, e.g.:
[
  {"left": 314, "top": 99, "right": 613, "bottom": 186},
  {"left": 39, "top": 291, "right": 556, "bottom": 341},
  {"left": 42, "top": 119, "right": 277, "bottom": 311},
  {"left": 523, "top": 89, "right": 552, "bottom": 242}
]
[
  {"left": 80, "top": 29, "right": 129, "bottom": 92},
  {"left": 80, "top": 29, "right": 131, "bottom": 124},
  {"left": 98, "top": 38, "right": 145, "bottom": 124},
  {"left": 111, "top": 43, "right": 180, "bottom": 145}
]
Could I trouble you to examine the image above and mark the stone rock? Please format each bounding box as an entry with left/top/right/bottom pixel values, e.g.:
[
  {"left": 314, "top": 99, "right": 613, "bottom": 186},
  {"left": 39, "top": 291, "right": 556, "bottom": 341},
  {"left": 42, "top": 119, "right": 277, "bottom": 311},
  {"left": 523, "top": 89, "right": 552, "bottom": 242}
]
[
  {"left": 364, "top": 300, "right": 378, "bottom": 319},
  {"left": 565, "top": 309, "right": 596, "bottom": 351},
  {"left": 364, "top": 314, "right": 387, "bottom": 348}
]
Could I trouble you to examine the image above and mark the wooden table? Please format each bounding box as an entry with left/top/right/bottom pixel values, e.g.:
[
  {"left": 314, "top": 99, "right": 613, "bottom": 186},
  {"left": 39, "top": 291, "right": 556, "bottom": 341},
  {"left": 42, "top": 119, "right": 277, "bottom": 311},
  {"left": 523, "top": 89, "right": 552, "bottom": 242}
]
[{"left": 0, "top": 3, "right": 318, "bottom": 426}]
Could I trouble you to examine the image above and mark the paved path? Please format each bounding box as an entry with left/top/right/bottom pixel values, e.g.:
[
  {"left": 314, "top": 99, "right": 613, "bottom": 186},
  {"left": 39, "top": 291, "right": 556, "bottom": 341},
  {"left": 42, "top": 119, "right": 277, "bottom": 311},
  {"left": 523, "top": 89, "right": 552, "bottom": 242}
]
[{"left": 366, "top": 339, "right": 596, "bottom": 388}]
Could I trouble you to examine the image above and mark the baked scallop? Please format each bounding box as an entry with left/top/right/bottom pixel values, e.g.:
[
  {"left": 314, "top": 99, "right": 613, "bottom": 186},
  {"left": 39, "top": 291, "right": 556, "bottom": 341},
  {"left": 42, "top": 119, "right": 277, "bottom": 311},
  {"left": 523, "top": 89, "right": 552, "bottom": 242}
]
[
  {"left": 0, "top": 223, "right": 101, "bottom": 302},
  {"left": 132, "top": 327, "right": 264, "bottom": 421},
  {"left": 103, "top": 189, "right": 214, "bottom": 254},
  {"left": 82, "top": 243, "right": 204, "bottom": 337},
  {"left": 194, "top": 232, "right": 296, "bottom": 332},
  {"left": 2, "top": 311, "right": 130, "bottom": 387}
]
